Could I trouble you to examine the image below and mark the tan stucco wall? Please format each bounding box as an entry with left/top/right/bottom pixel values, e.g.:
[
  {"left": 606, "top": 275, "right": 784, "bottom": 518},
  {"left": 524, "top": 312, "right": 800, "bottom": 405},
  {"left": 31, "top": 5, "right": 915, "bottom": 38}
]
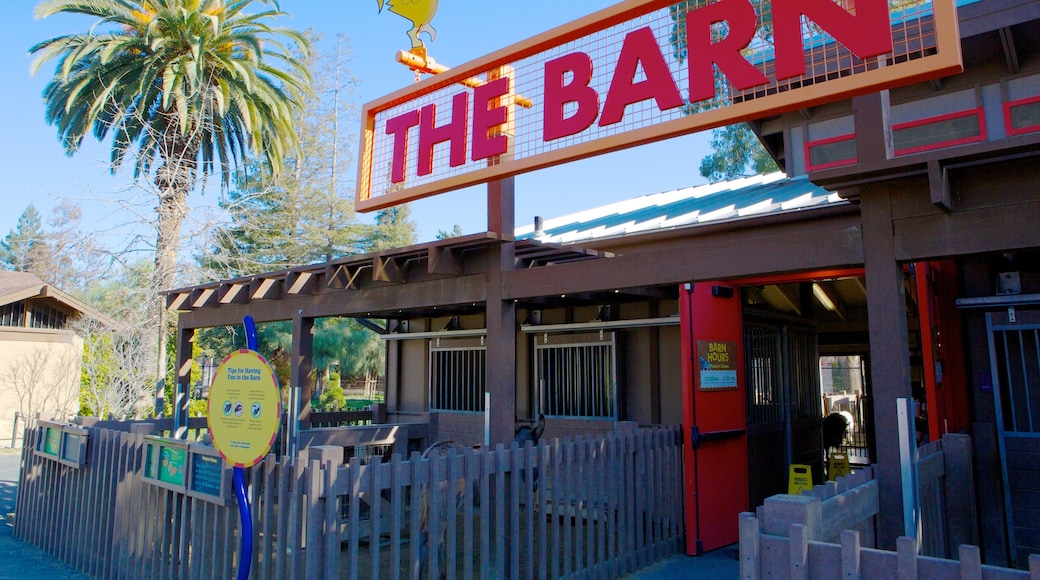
[{"left": 0, "top": 328, "right": 82, "bottom": 447}]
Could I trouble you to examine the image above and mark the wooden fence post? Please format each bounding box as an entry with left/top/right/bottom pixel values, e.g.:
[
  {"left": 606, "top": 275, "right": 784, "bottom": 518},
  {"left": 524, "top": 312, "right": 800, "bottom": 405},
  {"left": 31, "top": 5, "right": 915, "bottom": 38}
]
[
  {"left": 896, "top": 536, "right": 917, "bottom": 579},
  {"left": 959, "top": 544, "right": 983, "bottom": 580},
  {"left": 739, "top": 512, "right": 760, "bottom": 580},
  {"left": 940, "top": 433, "right": 978, "bottom": 553},
  {"left": 789, "top": 523, "right": 808, "bottom": 580},
  {"left": 841, "top": 530, "right": 861, "bottom": 580}
]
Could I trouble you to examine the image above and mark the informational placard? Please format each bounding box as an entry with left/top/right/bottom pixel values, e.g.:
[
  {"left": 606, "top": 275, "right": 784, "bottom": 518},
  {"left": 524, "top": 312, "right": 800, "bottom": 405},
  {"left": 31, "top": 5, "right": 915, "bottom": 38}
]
[
  {"left": 193, "top": 453, "right": 229, "bottom": 503},
  {"left": 43, "top": 425, "right": 61, "bottom": 456},
  {"left": 34, "top": 421, "right": 90, "bottom": 468},
  {"left": 142, "top": 436, "right": 189, "bottom": 492},
  {"left": 207, "top": 350, "right": 281, "bottom": 468},
  {"left": 158, "top": 445, "right": 187, "bottom": 486},
  {"left": 696, "top": 340, "right": 738, "bottom": 390}
]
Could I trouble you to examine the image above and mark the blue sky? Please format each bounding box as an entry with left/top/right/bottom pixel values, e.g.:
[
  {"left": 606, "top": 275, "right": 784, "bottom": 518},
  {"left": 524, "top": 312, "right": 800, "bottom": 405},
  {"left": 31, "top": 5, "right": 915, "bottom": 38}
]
[{"left": 0, "top": 0, "right": 711, "bottom": 252}]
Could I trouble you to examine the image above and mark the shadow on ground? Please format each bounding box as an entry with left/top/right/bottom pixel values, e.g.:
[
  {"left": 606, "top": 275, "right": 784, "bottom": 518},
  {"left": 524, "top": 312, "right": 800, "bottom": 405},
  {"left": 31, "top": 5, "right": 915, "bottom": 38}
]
[{"left": 0, "top": 453, "right": 91, "bottom": 580}]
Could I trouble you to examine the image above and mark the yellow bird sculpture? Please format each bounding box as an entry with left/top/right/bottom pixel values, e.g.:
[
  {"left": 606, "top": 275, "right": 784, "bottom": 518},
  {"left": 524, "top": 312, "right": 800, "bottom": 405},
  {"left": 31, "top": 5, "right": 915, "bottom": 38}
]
[{"left": 377, "top": 0, "right": 440, "bottom": 50}]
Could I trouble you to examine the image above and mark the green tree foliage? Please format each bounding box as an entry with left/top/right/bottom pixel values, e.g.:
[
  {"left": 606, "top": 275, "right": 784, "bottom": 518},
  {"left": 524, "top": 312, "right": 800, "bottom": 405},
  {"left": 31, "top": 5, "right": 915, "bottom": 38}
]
[
  {"left": 668, "top": 0, "right": 778, "bottom": 182},
  {"left": 436, "top": 224, "right": 463, "bottom": 240},
  {"left": 77, "top": 261, "right": 160, "bottom": 419},
  {"left": 2, "top": 202, "right": 108, "bottom": 291},
  {"left": 317, "top": 372, "right": 346, "bottom": 411},
  {"left": 0, "top": 205, "right": 52, "bottom": 274},
  {"left": 699, "top": 123, "right": 779, "bottom": 182},
  {"left": 370, "top": 205, "right": 418, "bottom": 251},
  {"left": 31, "top": 0, "right": 312, "bottom": 389},
  {"left": 203, "top": 34, "right": 370, "bottom": 277}
]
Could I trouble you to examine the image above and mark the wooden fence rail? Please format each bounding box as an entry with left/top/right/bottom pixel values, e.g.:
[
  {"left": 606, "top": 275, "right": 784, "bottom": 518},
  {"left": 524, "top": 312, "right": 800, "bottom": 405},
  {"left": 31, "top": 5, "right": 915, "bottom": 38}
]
[
  {"left": 741, "top": 433, "right": 1037, "bottom": 579},
  {"left": 14, "top": 424, "right": 684, "bottom": 579}
]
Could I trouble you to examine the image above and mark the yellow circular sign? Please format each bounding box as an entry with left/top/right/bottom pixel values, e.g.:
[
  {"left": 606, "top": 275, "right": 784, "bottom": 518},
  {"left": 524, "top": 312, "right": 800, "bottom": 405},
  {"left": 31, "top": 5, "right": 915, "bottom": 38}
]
[{"left": 207, "top": 350, "right": 282, "bottom": 468}]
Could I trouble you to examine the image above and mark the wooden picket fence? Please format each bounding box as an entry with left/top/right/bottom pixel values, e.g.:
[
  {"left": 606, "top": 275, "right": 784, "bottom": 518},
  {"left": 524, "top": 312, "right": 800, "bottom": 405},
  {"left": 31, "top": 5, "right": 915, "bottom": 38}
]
[
  {"left": 740, "top": 433, "right": 1040, "bottom": 579},
  {"left": 14, "top": 424, "right": 684, "bottom": 579}
]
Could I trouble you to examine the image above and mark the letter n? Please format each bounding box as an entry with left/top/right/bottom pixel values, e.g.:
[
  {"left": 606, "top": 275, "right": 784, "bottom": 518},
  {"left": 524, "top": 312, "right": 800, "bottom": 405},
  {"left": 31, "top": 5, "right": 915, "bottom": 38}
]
[{"left": 773, "top": 0, "right": 893, "bottom": 80}]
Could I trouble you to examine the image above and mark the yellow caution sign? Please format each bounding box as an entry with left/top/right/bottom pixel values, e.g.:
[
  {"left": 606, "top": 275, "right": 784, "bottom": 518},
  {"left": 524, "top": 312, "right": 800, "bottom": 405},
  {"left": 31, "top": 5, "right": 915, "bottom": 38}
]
[
  {"left": 788, "top": 464, "right": 813, "bottom": 494},
  {"left": 828, "top": 452, "right": 851, "bottom": 481}
]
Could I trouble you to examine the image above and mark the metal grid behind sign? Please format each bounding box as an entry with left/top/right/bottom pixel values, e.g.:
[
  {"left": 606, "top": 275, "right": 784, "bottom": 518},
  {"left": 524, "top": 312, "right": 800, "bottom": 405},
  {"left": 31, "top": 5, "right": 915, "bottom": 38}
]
[
  {"left": 535, "top": 332, "right": 618, "bottom": 419},
  {"left": 357, "top": 0, "right": 961, "bottom": 210},
  {"left": 429, "top": 338, "right": 487, "bottom": 413}
]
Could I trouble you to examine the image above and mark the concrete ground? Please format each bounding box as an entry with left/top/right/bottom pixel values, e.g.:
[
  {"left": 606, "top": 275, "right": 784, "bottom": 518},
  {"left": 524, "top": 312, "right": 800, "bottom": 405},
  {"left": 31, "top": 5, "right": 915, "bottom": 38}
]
[
  {"left": 623, "top": 544, "right": 740, "bottom": 579},
  {"left": 0, "top": 448, "right": 92, "bottom": 580}
]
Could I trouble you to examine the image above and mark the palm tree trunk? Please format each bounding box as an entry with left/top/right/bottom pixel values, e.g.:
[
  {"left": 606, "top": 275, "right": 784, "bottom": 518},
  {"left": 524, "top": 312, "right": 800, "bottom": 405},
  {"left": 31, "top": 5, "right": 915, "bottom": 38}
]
[{"left": 153, "top": 129, "right": 196, "bottom": 418}]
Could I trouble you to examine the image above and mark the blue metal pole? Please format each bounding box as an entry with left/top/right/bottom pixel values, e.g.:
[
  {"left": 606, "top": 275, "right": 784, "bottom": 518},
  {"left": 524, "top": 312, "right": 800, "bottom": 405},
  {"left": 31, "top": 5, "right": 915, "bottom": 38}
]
[
  {"left": 235, "top": 315, "right": 259, "bottom": 580},
  {"left": 233, "top": 466, "right": 253, "bottom": 580}
]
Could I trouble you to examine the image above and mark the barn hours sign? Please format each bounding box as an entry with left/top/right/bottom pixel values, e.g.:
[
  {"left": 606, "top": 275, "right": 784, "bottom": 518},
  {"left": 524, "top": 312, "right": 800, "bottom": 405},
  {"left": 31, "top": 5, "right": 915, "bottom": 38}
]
[
  {"left": 356, "top": 0, "right": 962, "bottom": 211},
  {"left": 207, "top": 350, "right": 281, "bottom": 468},
  {"left": 697, "top": 340, "right": 738, "bottom": 390}
]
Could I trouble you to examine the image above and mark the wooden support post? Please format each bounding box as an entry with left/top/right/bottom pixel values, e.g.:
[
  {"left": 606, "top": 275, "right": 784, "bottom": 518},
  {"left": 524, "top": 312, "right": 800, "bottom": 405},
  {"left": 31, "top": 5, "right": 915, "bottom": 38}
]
[
  {"left": 860, "top": 182, "right": 914, "bottom": 550},
  {"left": 291, "top": 313, "right": 314, "bottom": 456},
  {"left": 486, "top": 176, "right": 516, "bottom": 446},
  {"left": 174, "top": 326, "right": 194, "bottom": 440}
]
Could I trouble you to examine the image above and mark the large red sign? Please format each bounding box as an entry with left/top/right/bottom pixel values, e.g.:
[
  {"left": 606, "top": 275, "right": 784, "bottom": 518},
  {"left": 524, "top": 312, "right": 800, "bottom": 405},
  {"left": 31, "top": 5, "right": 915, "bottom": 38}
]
[{"left": 357, "top": 0, "right": 962, "bottom": 212}]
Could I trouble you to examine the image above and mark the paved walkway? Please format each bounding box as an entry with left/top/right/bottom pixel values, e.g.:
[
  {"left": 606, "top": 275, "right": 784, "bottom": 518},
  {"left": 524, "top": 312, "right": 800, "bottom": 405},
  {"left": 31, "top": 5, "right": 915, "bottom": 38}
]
[
  {"left": 623, "top": 544, "right": 740, "bottom": 579},
  {"left": 0, "top": 449, "right": 92, "bottom": 580}
]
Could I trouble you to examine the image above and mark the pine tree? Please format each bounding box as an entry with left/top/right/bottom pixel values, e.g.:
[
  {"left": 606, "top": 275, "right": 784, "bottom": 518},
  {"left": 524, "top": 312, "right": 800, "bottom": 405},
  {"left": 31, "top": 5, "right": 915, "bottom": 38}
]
[
  {"left": 204, "top": 34, "right": 369, "bottom": 278},
  {"left": 1, "top": 205, "right": 53, "bottom": 275}
]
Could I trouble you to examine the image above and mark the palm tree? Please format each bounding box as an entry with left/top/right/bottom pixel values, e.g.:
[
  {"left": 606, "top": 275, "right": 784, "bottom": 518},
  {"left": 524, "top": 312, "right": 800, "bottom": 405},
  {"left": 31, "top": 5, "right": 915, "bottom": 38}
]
[{"left": 31, "top": 0, "right": 310, "bottom": 410}]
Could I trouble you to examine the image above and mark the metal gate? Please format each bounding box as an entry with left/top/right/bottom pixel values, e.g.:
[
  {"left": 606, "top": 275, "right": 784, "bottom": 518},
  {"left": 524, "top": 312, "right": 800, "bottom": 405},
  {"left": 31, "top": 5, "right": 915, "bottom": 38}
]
[
  {"left": 744, "top": 322, "right": 821, "bottom": 507},
  {"left": 986, "top": 308, "right": 1040, "bottom": 567},
  {"left": 534, "top": 331, "right": 618, "bottom": 419}
]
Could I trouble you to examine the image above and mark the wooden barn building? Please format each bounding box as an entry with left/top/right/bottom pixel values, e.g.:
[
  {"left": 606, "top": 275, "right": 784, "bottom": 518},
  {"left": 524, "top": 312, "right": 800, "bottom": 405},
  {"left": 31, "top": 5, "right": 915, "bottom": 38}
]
[{"left": 167, "top": 0, "right": 1040, "bottom": 568}]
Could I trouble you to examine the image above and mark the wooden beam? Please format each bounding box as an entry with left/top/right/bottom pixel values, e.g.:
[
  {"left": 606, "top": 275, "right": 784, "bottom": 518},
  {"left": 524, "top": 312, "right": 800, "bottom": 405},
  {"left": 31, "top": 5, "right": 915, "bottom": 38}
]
[
  {"left": 999, "top": 26, "right": 1020, "bottom": 74},
  {"left": 927, "top": 160, "right": 952, "bottom": 212},
  {"left": 167, "top": 291, "right": 191, "bottom": 311},
  {"left": 502, "top": 212, "right": 864, "bottom": 300},
  {"left": 355, "top": 317, "right": 387, "bottom": 335},
  {"left": 373, "top": 256, "right": 406, "bottom": 283},
  {"left": 251, "top": 277, "right": 282, "bottom": 301},
  {"left": 219, "top": 283, "right": 249, "bottom": 305},
  {"left": 191, "top": 288, "right": 218, "bottom": 309},
  {"left": 176, "top": 274, "right": 487, "bottom": 329},
  {"left": 286, "top": 271, "right": 317, "bottom": 295},
  {"left": 327, "top": 264, "right": 364, "bottom": 290},
  {"left": 428, "top": 245, "right": 461, "bottom": 276}
]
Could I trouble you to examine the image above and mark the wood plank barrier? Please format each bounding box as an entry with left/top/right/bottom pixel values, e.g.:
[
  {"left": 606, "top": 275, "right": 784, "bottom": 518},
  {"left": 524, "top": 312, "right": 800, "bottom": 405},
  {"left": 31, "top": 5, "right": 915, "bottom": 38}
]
[
  {"left": 740, "top": 433, "right": 1037, "bottom": 579},
  {"left": 13, "top": 424, "right": 685, "bottom": 579}
]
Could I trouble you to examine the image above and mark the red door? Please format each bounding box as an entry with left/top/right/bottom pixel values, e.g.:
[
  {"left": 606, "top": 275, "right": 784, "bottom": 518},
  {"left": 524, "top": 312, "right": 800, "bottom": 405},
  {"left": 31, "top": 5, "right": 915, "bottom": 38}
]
[{"left": 680, "top": 282, "right": 749, "bottom": 555}]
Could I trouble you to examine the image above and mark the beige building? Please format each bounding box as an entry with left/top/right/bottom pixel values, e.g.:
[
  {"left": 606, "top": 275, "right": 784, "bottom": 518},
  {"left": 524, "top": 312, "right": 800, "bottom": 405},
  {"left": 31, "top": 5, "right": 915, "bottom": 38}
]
[{"left": 0, "top": 272, "right": 102, "bottom": 447}]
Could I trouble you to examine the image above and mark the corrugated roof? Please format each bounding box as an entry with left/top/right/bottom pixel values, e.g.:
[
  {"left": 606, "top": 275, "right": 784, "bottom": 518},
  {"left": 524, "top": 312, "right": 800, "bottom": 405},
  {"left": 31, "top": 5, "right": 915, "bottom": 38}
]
[{"left": 515, "top": 172, "right": 846, "bottom": 244}]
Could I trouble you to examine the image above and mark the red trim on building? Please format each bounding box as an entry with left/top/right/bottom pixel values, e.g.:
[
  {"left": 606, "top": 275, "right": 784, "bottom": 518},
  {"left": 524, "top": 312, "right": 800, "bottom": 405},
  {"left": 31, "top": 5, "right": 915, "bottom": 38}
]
[
  {"left": 1003, "top": 94, "right": 1040, "bottom": 137},
  {"left": 804, "top": 133, "right": 858, "bottom": 171},
  {"left": 892, "top": 107, "right": 987, "bottom": 156}
]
